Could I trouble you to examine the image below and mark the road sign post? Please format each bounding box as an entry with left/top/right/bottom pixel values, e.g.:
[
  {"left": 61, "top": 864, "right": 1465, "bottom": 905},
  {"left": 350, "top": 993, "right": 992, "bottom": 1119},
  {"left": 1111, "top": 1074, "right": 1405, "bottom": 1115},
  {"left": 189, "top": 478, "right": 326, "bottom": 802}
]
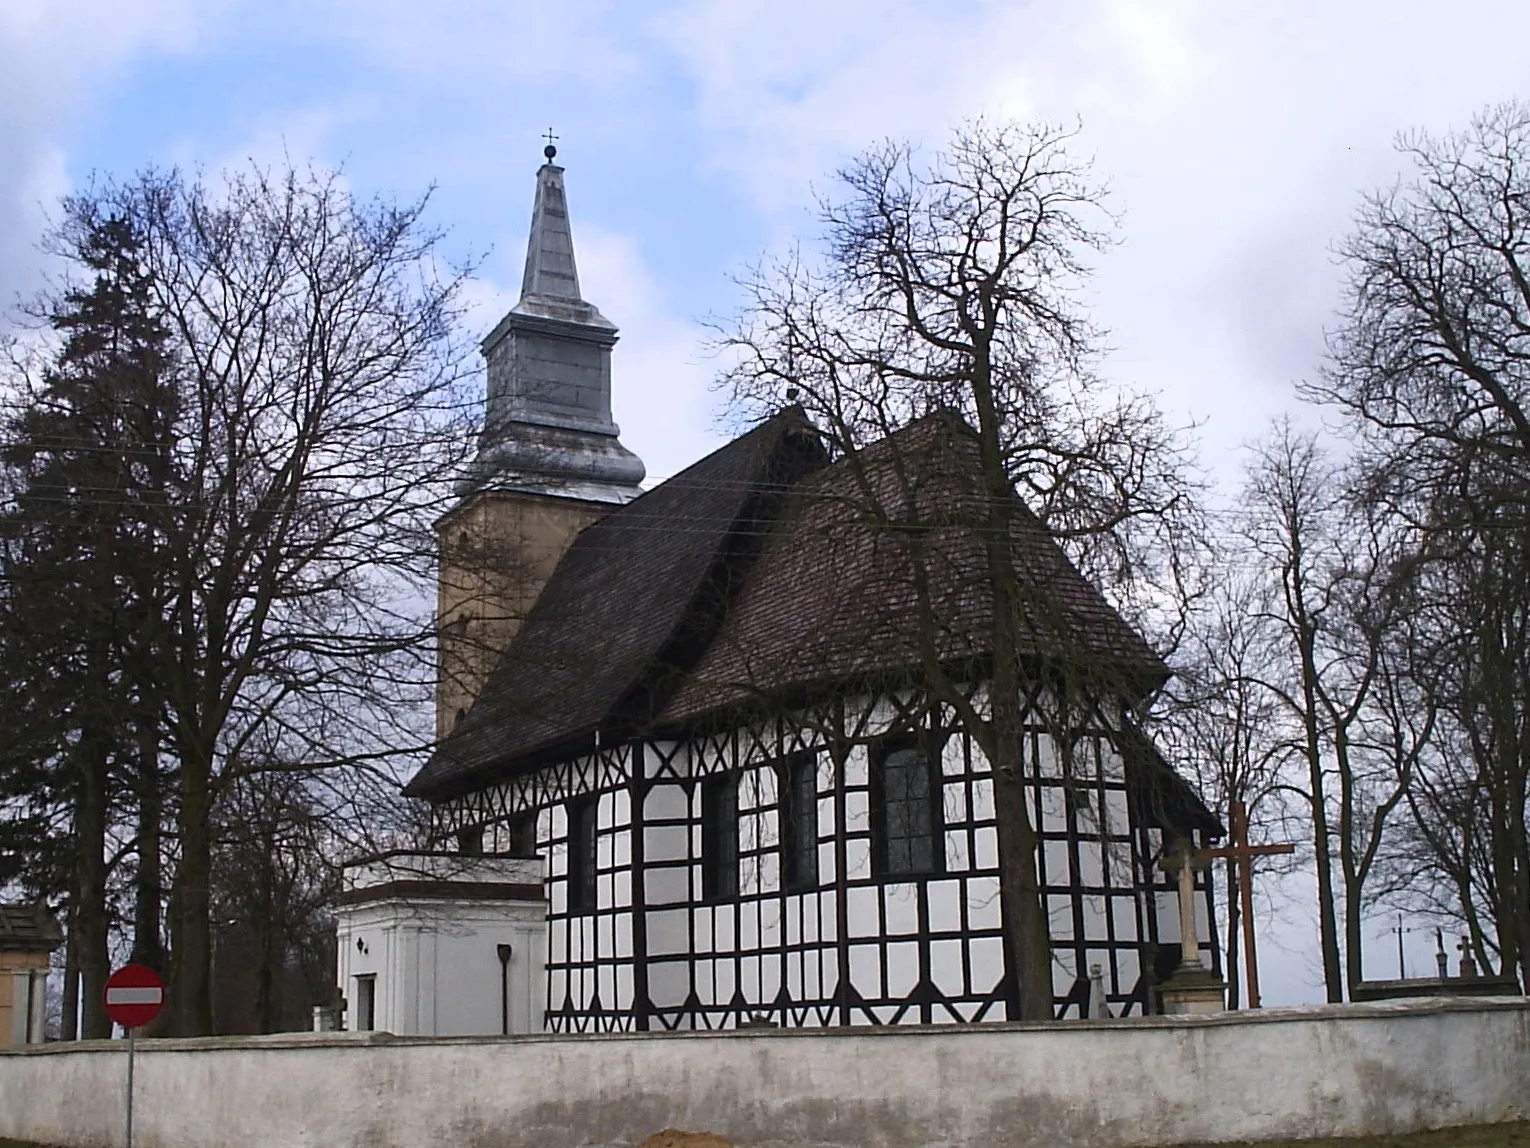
[{"left": 103, "top": 964, "right": 165, "bottom": 1148}]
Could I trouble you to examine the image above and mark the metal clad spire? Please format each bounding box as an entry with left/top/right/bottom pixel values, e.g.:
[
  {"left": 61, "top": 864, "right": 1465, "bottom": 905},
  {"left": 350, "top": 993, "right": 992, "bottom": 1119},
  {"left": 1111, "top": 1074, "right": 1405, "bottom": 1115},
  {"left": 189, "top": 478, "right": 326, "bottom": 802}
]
[
  {"left": 519, "top": 160, "right": 583, "bottom": 304},
  {"left": 463, "top": 144, "right": 645, "bottom": 503}
]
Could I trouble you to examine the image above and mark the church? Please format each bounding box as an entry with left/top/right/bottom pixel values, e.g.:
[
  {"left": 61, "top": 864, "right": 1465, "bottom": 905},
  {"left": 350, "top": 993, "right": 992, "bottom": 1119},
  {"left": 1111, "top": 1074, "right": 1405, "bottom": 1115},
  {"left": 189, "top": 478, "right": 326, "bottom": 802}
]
[{"left": 332, "top": 149, "right": 1222, "bottom": 1036}]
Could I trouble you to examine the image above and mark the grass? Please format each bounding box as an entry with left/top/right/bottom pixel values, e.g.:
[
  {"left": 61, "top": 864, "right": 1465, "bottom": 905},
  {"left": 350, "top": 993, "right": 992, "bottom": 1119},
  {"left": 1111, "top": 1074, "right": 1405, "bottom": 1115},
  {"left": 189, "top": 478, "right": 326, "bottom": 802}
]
[{"left": 1, "top": 1126, "right": 1526, "bottom": 1148}]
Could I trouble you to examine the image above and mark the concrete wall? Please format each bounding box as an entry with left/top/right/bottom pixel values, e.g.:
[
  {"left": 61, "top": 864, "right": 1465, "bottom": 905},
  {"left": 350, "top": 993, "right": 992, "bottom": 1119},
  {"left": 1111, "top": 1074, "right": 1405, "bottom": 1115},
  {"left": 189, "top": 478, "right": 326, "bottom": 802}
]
[{"left": 0, "top": 998, "right": 1525, "bottom": 1148}]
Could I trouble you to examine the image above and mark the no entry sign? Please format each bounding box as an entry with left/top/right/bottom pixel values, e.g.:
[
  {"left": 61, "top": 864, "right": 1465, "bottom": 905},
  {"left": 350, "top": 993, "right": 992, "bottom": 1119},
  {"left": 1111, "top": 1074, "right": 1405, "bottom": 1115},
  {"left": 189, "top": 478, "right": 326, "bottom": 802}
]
[{"left": 103, "top": 964, "right": 165, "bottom": 1030}]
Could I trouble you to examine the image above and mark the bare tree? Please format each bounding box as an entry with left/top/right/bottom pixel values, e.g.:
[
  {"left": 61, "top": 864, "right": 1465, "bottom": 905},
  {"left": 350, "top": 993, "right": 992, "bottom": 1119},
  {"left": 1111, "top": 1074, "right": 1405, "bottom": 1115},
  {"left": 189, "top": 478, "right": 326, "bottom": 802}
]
[
  {"left": 1159, "top": 572, "right": 1295, "bottom": 1007},
  {"left": 4, "top": 164, "right": 477, "bottom": 1035},
  {"left": 1314, "top": 100, "right": 1530, "bottom": 987},
  {"left": 717, "top": 120, "right": 1207, "bottom": 1020}
]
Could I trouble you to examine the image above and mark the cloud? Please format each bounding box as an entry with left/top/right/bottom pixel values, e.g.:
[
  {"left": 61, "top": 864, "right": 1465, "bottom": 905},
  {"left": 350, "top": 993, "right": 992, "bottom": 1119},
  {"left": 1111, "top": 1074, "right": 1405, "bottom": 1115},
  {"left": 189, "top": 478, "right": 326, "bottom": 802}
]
[
  {"left": 574, "top": 226, "right": 724, "bottom": 485},
  {"left": 0, "top": 0, "right": 226, "bottom": 315}
]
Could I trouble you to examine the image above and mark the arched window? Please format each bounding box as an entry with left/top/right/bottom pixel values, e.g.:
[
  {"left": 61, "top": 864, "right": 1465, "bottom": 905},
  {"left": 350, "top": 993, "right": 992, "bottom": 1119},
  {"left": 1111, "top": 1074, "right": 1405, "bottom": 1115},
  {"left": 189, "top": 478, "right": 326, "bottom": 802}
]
[{"left": 872, "top": 738, "right": 942, "bottom": 877}]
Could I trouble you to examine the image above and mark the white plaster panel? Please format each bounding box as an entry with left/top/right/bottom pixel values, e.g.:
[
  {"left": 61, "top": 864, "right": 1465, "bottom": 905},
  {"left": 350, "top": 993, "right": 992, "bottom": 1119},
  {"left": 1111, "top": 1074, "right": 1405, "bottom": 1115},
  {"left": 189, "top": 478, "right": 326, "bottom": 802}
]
[
  {"left": 1042, "top": 841, "right": 1070, "bottom": 885},
  {"left": 927, "top": 881, "right": 962, "bottom": 934},
  {"left": 930, "top": 939, "right": 965, "bottom": 996},
  {"left": 1077, "top": 842, "right": 1104, "bottom": 888},
  {"left": 1112, "top": 897, "right": 1139, "bottom": 942},
  {"left": 849, "top": 945, "right": 882, "bottom": 999},
  {"left": 714, "top": 906, "right": 735, "bottom": 952},
  {"left": 645, "top": 909, "right": 689, "bottom": 957},
  {"left": 646, "top": 960, "right": 688, "bottom": 1009},
  {"left": 818, "top": 842, "right": 837, "bottom": 883},
  {"left": 965, "top": 878, "right": 1002, "bottom": 932},
  {"left": 882, "top": 886, "right": 920, "bottom": 936},
  {"left": 644, "top": 864, "right": 688, "bottom": 905},
  {"left": 739, "top": 909, "right": 759, "bottom": 950},
  {"left": 844, "top": 838, "right": 872, "bottom": 881},
  {"left": 942, "top": 739, "right": 965, "bottom": 777},
  {"left": 970, "top": 777, "right": 995, "bottom": 821},
  {"left": 886, "top": 942, "right": 920, "bottom": 999},
  {"left": 843, "top": 748, "right": 868, "bottom": 788},
  {"left": 846, "top": 886, "right": 880, "bottom": 938},
  {"left": 968, "top": 935, "right": 1005, "bottom": 992},
  {"left": 645, "top": 783, "right": 689, "bottom": 821},
  {"left": 972, "top": 826, "right": 998, "bottom": 871},
  {"left": 945, "top": 830, "right": 970, "bottom": 872},
  {"left": 943, "top": 782, "right": 968, "bottom": 823},
  {"left": 760, "top": 954, "right": 781, "bottom": 1002}
]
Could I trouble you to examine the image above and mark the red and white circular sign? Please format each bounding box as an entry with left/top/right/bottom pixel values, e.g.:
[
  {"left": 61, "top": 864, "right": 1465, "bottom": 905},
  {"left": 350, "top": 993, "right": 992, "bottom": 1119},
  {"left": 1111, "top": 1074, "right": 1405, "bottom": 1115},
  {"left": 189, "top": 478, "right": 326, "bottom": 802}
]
[{"left": 103, "top": 964, "right": 165, "bottom": 1030}]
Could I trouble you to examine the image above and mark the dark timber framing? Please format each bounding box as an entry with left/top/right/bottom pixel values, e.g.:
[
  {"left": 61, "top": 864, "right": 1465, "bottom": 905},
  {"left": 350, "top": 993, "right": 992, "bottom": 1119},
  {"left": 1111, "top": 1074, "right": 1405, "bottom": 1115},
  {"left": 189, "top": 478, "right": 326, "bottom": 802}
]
[{"left": 432, "top": 681, "right": 1216, "bottom": 1032}]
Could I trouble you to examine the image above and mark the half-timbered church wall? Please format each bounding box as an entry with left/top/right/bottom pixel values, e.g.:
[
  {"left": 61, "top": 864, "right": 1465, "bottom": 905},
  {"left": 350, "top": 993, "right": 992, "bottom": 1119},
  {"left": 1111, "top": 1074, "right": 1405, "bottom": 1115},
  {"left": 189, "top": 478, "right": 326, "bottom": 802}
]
[{"left": 432, "top": 682, "right": 1218, "bottom": 1032}]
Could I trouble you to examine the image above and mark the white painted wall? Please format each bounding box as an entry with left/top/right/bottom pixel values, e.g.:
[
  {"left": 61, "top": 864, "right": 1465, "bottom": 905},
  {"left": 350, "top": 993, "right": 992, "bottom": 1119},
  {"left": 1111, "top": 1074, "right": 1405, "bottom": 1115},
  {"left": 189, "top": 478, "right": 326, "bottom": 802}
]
[
  {"left": 335, "top": 854, "right": 546, "bottom": 1036},
  {"left": 1, "top": 998, "right": 1525, "bottom": 1148}
]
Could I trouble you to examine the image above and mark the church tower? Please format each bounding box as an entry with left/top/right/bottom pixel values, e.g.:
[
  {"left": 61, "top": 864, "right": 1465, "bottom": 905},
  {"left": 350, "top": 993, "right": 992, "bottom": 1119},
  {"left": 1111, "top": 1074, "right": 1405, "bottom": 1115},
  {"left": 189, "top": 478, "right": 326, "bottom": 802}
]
[{"left": 436, "top": 146, "right": 645, "bottom": 737}]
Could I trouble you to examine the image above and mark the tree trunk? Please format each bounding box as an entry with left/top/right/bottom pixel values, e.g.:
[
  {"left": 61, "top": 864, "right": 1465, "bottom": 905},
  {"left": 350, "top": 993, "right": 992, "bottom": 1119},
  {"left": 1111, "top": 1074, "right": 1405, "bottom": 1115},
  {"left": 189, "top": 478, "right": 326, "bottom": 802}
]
[
  {"left": 61, "top": 902, "right": 80, "bottom": 1041},
  {"left": 132, "top": 724, "right": 164, "bottom": 970},
  {"left": 75, "top": 728, "right": 112, "bottom": 1040},
  {"left": 169, "top": 744, "right": 214, "bottom": 1036},
  {"left": 1336, "top": 727, "right": 1365, "bottom": 998},
  {"left": 1297, "top": 628, "right": 1345, "bottom": 1002},
  {"left": 970, "top": 332, "right": 1054, "bottom": 1023}
]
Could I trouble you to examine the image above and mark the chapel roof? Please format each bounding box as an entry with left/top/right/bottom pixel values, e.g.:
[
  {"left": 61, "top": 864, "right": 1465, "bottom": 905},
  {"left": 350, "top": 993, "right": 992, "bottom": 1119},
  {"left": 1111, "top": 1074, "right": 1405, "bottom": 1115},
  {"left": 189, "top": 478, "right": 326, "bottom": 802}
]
[
  {"left": 407, "top": 409, "right": 1173, "bottom": 801},
  {"left": 0, "top": 903, "right": 63, "bottom": 953}
]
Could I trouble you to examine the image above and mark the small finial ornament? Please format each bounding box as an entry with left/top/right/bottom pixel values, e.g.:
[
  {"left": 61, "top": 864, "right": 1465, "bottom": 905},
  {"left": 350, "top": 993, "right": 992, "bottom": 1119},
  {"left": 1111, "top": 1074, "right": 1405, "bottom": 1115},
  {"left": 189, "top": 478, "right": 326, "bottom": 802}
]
[{"left": 543, "top": 127, "right": 559, "bottom": 162}]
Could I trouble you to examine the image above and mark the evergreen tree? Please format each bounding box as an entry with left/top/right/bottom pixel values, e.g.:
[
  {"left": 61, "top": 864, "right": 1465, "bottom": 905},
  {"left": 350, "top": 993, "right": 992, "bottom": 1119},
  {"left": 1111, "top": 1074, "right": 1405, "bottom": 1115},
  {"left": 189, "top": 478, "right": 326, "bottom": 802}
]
[{"left": 0, "top": 212, "right": 178, "bottom": 1036}]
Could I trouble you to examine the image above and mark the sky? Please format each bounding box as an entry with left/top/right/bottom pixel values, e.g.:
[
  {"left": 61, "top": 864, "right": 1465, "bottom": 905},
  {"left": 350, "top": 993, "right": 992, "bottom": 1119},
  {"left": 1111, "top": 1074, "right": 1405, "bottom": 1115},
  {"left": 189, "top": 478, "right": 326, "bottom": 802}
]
[{"left": 5, "top": 0, "right": 1529, "bottom": 1004}]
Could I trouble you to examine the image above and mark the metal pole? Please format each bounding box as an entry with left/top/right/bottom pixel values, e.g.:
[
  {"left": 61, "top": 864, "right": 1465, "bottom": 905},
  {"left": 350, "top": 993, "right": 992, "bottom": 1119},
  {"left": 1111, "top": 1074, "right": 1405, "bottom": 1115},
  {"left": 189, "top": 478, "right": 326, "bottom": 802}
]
[
  {"left": 126, "top": 1026, "right": 135, "bottom": 1148},
  {"left": 497, "top": 943, "right": 513, "bottom": 1035},
  {"left": 1397, "top": 913, "right": 1406, "bottom": 979}
]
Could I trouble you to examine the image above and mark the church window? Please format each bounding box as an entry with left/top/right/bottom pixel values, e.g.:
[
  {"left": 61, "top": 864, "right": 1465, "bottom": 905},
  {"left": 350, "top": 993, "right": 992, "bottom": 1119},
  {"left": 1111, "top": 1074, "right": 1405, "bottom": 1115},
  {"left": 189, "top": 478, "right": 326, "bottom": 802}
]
[
  {"left": 567, "top": 797, "right": 598, "bottom": 913},
  {"left": 872, "top": 739, "right": 942, "bottom": 878},
  {"left": 456, "top": 824, "right": 484, "bottom": 856},
  {"left": 701, "top": 771, "right": 739, "bottom": 900},
  {"left": 508, "top": 809, "right": 538, "bottom": 856},
  {"left": 779, "top": 753, "right": 819, "bottom": 891}
]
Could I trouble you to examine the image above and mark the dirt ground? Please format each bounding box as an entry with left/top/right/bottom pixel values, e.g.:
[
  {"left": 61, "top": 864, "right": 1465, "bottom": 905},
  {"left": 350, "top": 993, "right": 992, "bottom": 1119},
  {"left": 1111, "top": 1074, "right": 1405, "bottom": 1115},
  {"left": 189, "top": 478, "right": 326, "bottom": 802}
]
[{"left": 1, "top": 1127, "right": 1526, "bottom": 1148}]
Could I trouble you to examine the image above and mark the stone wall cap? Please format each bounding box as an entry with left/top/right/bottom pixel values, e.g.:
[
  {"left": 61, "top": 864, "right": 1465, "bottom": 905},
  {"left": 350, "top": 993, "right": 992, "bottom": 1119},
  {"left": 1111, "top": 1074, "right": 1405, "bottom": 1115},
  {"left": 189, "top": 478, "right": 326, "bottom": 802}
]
[{"left": 7, "top": 996, "right": 1525, "bottom": 1056}]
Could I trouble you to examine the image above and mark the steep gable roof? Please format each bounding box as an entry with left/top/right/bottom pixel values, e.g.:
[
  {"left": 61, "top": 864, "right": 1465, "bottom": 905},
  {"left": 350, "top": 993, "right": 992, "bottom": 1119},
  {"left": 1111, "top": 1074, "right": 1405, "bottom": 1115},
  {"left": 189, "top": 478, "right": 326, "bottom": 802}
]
[
  {"left": 659, "top": 412, "right": 1167, "bottom": 724},
  {"left": 406, "top": 408, "right": 825, "bottom": 799},
  {"left": 407, "top": 410, "right": 1172, "bottom": 802}
]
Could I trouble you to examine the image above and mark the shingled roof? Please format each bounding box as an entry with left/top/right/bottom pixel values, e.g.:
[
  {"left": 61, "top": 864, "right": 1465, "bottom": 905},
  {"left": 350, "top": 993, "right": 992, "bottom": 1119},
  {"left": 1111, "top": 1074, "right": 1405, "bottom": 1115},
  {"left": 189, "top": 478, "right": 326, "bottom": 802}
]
[
  {"left": 407, "top": 410, "right": 1172, "bottom": 801},
  {"left": 660, "top": 412, "right": 1166, "bottom": 724},
  {"left": 0, "top": 903, "right": 63, "bottom": 953},
  {"left": 406, "top": 408, "right": 827, "bottom": 799}
]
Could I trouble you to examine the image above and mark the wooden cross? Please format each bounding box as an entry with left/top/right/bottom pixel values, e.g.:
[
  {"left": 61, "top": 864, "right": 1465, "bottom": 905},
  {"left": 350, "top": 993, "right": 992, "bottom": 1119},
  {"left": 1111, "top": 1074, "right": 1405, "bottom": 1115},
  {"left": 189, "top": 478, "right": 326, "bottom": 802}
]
[
  {"left": 1387, "top": 912, "right": 1414, "bottom": 979},
  {"left": 1196, "top": 800, "right": 1294, "bottom": 1008}
]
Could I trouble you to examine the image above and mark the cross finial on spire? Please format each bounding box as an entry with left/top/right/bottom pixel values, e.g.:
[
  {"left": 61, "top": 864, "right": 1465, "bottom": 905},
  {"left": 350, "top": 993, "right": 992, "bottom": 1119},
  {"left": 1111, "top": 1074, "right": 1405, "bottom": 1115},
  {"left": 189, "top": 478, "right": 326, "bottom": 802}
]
[{"left": 543, "top": 127, "right": 559, "bottom": 162}]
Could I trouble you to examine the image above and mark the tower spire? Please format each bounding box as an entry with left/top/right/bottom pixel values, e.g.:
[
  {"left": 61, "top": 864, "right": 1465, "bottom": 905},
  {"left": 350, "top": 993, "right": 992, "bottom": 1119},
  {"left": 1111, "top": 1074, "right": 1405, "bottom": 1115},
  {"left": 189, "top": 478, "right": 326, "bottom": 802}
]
[
  {"left": 517, "top": 153, "right": 589, "bottom": 311},
  {"left": 462, "top": 150, "right": 645, "bottom": 502}
]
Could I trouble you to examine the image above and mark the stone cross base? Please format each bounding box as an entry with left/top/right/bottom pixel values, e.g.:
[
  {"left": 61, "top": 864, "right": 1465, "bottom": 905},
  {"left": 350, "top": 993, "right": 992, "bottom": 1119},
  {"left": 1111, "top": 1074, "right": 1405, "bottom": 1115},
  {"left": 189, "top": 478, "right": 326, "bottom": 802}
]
[{"left": 1157, "top": 968, "right": 1227, "bottom": 1015}]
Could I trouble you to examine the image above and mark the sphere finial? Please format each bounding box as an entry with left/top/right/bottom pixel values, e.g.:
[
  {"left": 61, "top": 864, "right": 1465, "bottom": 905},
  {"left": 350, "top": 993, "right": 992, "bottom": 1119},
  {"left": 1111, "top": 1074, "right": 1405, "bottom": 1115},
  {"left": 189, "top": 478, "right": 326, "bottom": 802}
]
[{"left": 542, "top": 127, "right": 558, "bottom": 162}]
